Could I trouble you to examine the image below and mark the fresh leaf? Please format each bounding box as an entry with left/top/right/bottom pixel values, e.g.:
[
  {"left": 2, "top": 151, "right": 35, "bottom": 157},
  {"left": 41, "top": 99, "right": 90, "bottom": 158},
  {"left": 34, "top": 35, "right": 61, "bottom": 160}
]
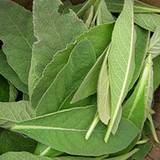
[
  {"left": 123, "top": 55, "right": 153, "bottom": 129},
  {"left": 149, "top": 27, "right": 160, "bottom": 59},
  {"left": 97, "top": 0, "right": 114, "bottom": 25},
  {"left": 106, "top": 0, "right": 160, "bottom": 13},
  {"left": 0, "top": 50, "right": 27, "bottom": 93},
  {"left": 0, "top": 101, "right": 35, "bottom": 127},
  {"left": 135, "top": 14, "right": 160, "bottom": 32},
  {"left": 12, "top": 106, "right": 139, "bottom": 156},
  {"left": 97, "top": 46, "right": 110, "bottom": 125},
  {"left": 0, "top": 0, "right": 34, "bottom": 84},
  {"left": 34, "top": 143, "right": 62, "bottom": 157},
  {"left": 153, "top": 55, "right": 160, "bottom": 90},
  {"left": 9, "top": 83, "right": 18, "bottom": 102},
  {"left": 0, "top": 152, "right": 51, "bottom": 160},
  {"left": 29, "top": 0, "right": 87, "bottom": 97},
  {"left": 0, "top": 75, "right": 9, "bottom": 102},
  {"left": 105, "top": 0, "right": 135, "bottom": 142},
  {"left": 129, "top": 25, "right": 150, "bottom": 90},
  {"left": 0, "top": 129, "right": 36, "bottom": 155}
]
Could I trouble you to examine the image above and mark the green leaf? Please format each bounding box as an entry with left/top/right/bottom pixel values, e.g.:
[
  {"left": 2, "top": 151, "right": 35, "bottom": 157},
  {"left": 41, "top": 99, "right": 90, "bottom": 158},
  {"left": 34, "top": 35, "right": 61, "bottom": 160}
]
[
  {"left": 0, "top": 101, "right": 35, "bottom": 127},
  {"left": 0, "top": 152, "right": 51, "bottom": 160},
  {"left": 106, "top": 0, "right": 160, "bottom": 13},
  {"left": 153, "top": 55, "right": 160, "bottom": 90},
  {"left": 97, "top": 47, "right": 110, "bottom": 125},
  {"left": 0, "top": 50, "right": 27, "bottom": 93},
  {"left": 9, "top": 83, "right": 18, "bottom": 102},
  {"left": 12, "top": 106, "right": 139, "bottom": 156},
  {"left": 0, "top": 0, "right": 34, "bottom": 85},
  {"left": 0, "top": 75, "right": 9, "bottom": 102},
  {"left": 29, "top": 0, "right": 87, "bottom": 97},
  {"left": 34, "top": 143, "right": 62, "bottom": 157},
  {"left": 97, "top": 0, "right": 114, "bottom": 25},
  {"left": 105, "top": 0, "right": 135, "bottom": 142},
  {"left": 35, "top": 39, "right": 96, "bottom": 116},
  {"left": 105, "top": 148, "right": 139, "bottom": 160},
  {"left": 123, "top": 55, "right": 153, "bottom": 129},
  {"left": 0, "top": 129, "right": 36, "bottom": 154},
  {"left": 129, "top": 25, "right": 150, "bottom": 90},
  {"left": 149, "top": 27, "right": 160, "bottom": 59},
  {"left": 135, "top": 14, "right": 160, "bottom": 32},
  {"left": 31, "top": 23, "right": 113, "bottom": 108}
]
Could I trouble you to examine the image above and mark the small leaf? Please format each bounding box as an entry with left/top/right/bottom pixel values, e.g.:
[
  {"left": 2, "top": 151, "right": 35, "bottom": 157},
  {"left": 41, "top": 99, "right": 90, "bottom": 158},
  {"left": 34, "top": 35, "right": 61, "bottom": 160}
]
[
  {"left": 135, "top": 14, "right": 160, "bottom": 32},
  {"left": 149, "top": 27, "right": 160, "bottom": 58}
]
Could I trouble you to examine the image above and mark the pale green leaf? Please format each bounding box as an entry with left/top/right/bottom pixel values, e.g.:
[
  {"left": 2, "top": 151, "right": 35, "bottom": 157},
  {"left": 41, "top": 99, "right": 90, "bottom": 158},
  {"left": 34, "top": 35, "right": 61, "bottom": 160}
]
[
  {"left": 105, "top": 0, "right": 135, "bottom": 142},
  {"left": 12, "top": 106, "right": 139, "bottom": 156},
  {"left": 106, "top": 0, "right": 160, "bottom": 13},
  {"left": 29, "top": 0, "right": 87, "bottom": 97},
  {"left": 129, "top": 25, "right": 150, "bottom": 90},
  {"left": 0, "top": 152, "right": 51, "bottom": 160},
  {"left": 153, "top": 55, "right": 160, "bottom": 90},
  {"left": 9, "top": 83, "right": 18, "bottom": 102},
  {"left": 0, "top": 50, "right": 27, "bottom": 93},
  {"left": 0, "top": 0, "right": 34, "bottom": 84},
  {"left": 0, "top": 101, "right": 35, "bottom": 127},
  {"left": 123, "top": 55, "right": 153, "bottom": 129},
  {"left": 36, "top": 39, "right": 96, "bottom": 116},
  {"left": 97, "top": 47, "right": 110, "bottom": 125},
  {"left": 135, "top": 14, "right": 160, "bottom": 32},
  {"left": 97, "top": 0, "right": 114, "bottom": 25},
  {"left": 149, "top": 27, "right": 160, "bottom": 58}
]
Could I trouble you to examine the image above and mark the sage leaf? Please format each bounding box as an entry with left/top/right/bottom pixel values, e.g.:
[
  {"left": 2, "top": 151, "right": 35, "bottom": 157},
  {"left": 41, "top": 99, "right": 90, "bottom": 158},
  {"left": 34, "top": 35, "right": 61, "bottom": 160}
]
[
  {"left": 106, "top": 0, "right": 160, "bottom": 13},
  {"left": 135, "top": 14, "right": 160, "bottom": 32},
  {"left": 149, "top": 27, "right": 160, "bottom": 59},
  {"left": 36, "top": 39, "right": 96, "bottom": 116},
  {"left": 129, "top": 25, "right": 150, "bottom": 90},
  {"left": 123, "top": 55, "right": 153, "bottom": 129},
  {"left": 0, "top": 129, "right": 36, "bottom": 154},
  {"left": 0, "top": 101, "right": 35, "bottom": 127},
  {"left": 97, "top": 0, "right": 114, "bottom": 25},
  {"left": 97, "top": 46, "right": 110, "bottom": 125},
  {"left": 0, "top": 0, "right": 34, "bottom": 84},
  {"left": 153, "top": 55, "right": 160, "bottom": 90},
  {"left": 0, "top": 50, "right": 27, "bottom": 93},
  {"left": 0, "top": 152, "right": 51, "bottom": 160},
  {"left": 12, "top": 106, "right": 139, "bottom": 156},
  {"left": 105, "top": 0, "right": 135, "bottom": 142},
  {"left": 0, "top": 76, "right": 9, "bottom": 102},
  {"left": 104, "top": 148, "right": 138, "bottom": 160},
  {"left": 29, "top": 0, "right": 87, "bottom": 97},
  {"left": 34, "top": 143, "right": 62, "bottom": 157}
]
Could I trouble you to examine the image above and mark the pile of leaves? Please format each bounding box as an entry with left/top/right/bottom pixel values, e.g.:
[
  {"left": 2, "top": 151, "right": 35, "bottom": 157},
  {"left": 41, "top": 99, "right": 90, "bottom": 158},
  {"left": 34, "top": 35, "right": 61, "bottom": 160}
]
[{"left": 0, "top": 0, "right": 160, "bottom": 159}]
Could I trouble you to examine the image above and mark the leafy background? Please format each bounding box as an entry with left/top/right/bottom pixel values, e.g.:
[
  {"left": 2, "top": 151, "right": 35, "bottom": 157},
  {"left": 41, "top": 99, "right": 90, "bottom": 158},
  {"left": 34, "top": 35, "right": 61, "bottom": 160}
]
[{"left": 8, "top": 0, "right": 160, "bottom": 159}]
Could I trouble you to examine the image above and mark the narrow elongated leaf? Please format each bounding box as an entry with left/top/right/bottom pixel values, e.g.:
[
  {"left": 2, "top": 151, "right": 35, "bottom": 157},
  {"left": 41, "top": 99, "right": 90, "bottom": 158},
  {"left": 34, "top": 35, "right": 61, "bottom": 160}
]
[
  {"left": 105, "top": 0, "right": 135, "bottom": 142},
  {"left": 153, "top": 55, "right": 160, "bottom": 90},
  {"left": 97, "top": 0, "right": 114, "bottom": 25},
  {"left": 97, "top": 47, "right": 110, "bottom": 125},
  {"left": 106, "top": 0, "right": 160, "bottom": 13},
  {"left": 36, "top": 39, "right": 96, "bottom": 116},
  {"left": 35, "top": 143, "right": 62, "bottom": 157},
  {"left": 129, "top": 25, "right": 150, "bottom": 90},
  {"left": 105, "top": 148, "right": 138, "bottom": 160},
  {"left": 29, "top": 0, "right": 87, "bottom": 97},
  {"left": 0, "top": 152, "right": 51, "bottom": 160},
  {"left": 149, "top": 27, "right": 160, "bottom": 58},
  {"left": 0, "top": 101, "right": 35, "bottom": 127},
  {"left": 123, "top": 55, "right": 153, "bottom": 129},
  {"left": 135, "top": 14, "right": 160, "bottom": 32},
  {"left": 0, "top": 50, "right": 27, "bottom": 93},
  {"left": 0, "top": 75, "right": 9, "bottom": 102},
  {"left": 0, "top": 0, "right": 34, "bottom": 84},
  {"left": 0, "top": 129, "right": 36, "bottom": 154},
  {"left": 12, "top": 106, "right": 139, "bottom": 156},
  {"left": 31, "top": 23, "right": 113, "bottom": 108}
]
